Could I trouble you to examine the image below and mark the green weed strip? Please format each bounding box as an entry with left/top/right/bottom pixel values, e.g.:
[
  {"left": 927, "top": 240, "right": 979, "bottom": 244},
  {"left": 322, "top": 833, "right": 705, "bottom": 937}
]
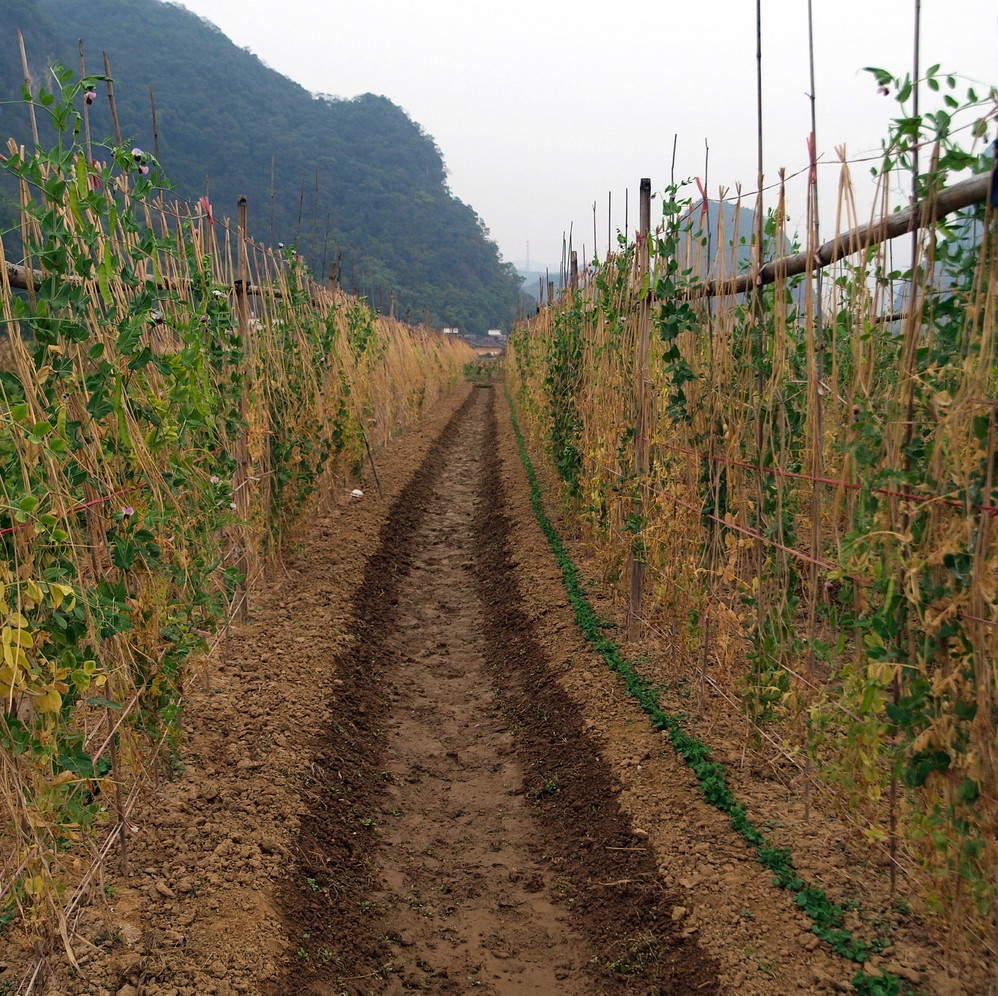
[{"left": 505, "top": 387, "right": 914, "bottom": 996}]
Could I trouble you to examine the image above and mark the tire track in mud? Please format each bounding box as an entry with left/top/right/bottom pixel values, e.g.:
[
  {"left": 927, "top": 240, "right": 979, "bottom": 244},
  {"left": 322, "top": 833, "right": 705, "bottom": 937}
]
[{"left": 272, "top": 385, "right": 718, "bottom": 995}]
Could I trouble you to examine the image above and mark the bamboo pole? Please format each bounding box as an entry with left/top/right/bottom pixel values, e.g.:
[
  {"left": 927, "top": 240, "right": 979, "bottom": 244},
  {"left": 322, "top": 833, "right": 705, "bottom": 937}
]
[
  {"left": 150, "top": 85, "right": 160, "bottom": 161},
  {"left": 17, "top": 31, "right": 39, "bottom": 148},
  {"left": 233, "top": 195, "right": 251, "bottom": 622},
  {"left": 802, "top": 0, "right": 825, "bottom": 825},
  {"left": 269, "top": 154, "right": 276, "bottom": 245},
  {"left": 628, "top": 178, "right": 651, "bottom": 638},
  {"left": 683, "top": 173, "right": 989, "bottom": 300},
  {"left": 79, "top": 40, "right": 92, "bottom": 162},
  {"left": 102, "top": 52, "right": 122, "bottom": 146}
]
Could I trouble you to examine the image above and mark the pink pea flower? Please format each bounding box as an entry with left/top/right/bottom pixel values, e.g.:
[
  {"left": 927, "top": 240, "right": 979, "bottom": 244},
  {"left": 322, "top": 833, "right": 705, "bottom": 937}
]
[
  {"left": 121, "top": 506, "right": 135, "bottom": 518},
  {"left": 138, "top": 164, "right": 150, "bottom": 176},
  {"left": 84, "top": 90, "right": 96, "bottom": 106}
]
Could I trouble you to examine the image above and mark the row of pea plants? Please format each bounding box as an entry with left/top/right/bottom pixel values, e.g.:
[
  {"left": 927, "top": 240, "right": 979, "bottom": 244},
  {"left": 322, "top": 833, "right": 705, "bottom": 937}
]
[
  {"left": 0, "top": 68, "right": 470, "bottom": 945},
  {"left": 508, "top": 66, "right": 997, "bottom": 947}
]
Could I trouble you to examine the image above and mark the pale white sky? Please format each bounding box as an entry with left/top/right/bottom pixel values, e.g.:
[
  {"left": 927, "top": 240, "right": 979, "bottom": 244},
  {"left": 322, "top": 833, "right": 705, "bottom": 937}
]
[{"left": 172, "top": 0, "right": 995, "bottom": 270}]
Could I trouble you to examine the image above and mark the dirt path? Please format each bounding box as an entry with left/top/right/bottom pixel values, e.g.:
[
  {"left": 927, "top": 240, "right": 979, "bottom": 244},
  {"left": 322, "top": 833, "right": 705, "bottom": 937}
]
[
  {"left": 371, "top": 386, "right": 587, "bottom": 992},
  {"left": 274, "top": 385, "right": 717, "bottom": 994}
]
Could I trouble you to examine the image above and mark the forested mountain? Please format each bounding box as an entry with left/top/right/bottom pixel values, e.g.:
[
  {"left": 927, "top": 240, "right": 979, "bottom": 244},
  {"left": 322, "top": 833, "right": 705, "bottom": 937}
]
[{"left": 0, "top": 0, "right": 527, "bottom": 333}]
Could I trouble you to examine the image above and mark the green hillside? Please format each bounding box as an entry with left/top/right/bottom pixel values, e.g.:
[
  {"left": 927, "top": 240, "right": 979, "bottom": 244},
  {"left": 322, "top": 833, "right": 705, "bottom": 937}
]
[{"left": 0, "top": 0, "right": 526, "bottom": 333}]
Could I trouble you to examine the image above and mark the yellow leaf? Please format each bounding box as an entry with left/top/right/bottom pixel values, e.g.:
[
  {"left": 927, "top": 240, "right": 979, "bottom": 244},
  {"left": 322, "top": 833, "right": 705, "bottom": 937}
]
[
  {"left": 23, "top": 875, "right": 45, "bottom": 896},
  {"left": 49, "top": 584, "right": 75, "bottom": 611},
  {"left": 25, "top": 580, "right": 43, "bottom": 605},
  {"left": 8, "top": 612, "right": 29, "bottom": 628},
  {"left": 4, "top": 645, "right": 27, "bottom": 671},
  {"left": 35, "top": 689, "right": 62, "bottom": 713}
]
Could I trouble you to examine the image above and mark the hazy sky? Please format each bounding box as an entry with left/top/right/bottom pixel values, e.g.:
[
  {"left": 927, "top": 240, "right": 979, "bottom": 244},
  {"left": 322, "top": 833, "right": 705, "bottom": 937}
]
[{"left": 171, "top": 0, "right": 994, "bottom": 270}]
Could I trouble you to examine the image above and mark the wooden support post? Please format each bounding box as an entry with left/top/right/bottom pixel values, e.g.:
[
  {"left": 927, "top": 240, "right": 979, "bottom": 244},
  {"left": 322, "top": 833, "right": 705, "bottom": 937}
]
[
  {"left": 547, "top": 280, "right": 554, "bottom": 307},
  {"left": 233, "top": 195, "right": 251, "bottom": 622},
  {"left": 629, "top": 178, "right": 652, "bottom": 638},
  {"left": 570, "top": 251, "right": 579, "bottom": 292}
]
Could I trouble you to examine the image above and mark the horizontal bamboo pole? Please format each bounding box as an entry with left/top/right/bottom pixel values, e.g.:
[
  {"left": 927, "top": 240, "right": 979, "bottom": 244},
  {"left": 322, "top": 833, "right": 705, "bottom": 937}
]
[
  {"left": 690, "top": 172, "right": 989, "bottom": 299},
  {"left": 3, "top": 258, "right": 298, "bottom": 301}
]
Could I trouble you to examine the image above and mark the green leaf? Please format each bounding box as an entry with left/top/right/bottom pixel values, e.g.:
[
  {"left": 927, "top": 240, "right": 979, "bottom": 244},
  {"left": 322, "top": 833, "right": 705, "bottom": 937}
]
[
  {"left": 86, "top": 696, "right": 122, "bottom": 710},
  {"left": 98, "top": 243, "right": 114, "bottom": 307}
]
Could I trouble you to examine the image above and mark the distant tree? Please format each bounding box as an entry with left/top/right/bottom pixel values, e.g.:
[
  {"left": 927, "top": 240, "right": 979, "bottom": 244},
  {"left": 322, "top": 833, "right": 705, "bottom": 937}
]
[{"left": 0, "top": 0, "right": 522, "bottom": 334}]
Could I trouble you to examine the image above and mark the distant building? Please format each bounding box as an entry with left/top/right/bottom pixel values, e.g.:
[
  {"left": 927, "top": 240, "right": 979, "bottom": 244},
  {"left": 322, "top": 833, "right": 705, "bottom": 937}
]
[
  {"left": 442, "top": 327, "right": 459, "bottom": 335},
  {"left": 487, "top": 329, "right": 502, "bottom": 337}
]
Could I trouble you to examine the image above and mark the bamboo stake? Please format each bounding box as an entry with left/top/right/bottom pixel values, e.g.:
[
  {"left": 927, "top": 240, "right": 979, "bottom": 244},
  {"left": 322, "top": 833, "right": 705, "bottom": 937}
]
[
  {"left": 310, "top": 166, "right": 319, "bottom": 263},
  {"left": 17, "top": 31, "right": 39, "bottom": 148},
  {"left": 607, "top": 190, "right": 612, "bottom": 257},
  {"left": 269, "top": 154, "right": 276, "bottom": 245},
  {"left": 102, "top": 52, "right": 122, "bottom": 146},
  {"left": 296, "top": 169, "right": 305, "bottom": 246},
  {"left": 233, "top": 195, "right": 251, "bottom": 622},
  {"left": 628, "top": 178, "right": 651, "bottom": 638},
  {"left": 802, "top": 0, "right": 824, "bottom": 825},
  {"left": 750, "top": 0, "right": 767, "bottom": 731},
  {"left": 592, "top": 201, "right": 598, "bottom": 265},
  {"left": 78, "top": 40, "right": 92, "bottom": 162},
  {"left": 150, "top": 85, "right": 160, "bottom": 161}
]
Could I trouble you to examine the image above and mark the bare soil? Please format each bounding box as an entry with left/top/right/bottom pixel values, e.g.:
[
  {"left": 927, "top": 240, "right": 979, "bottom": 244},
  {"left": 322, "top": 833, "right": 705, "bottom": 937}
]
[{"left": 12, "top": 380, "right": 984, "bottom": 996}]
